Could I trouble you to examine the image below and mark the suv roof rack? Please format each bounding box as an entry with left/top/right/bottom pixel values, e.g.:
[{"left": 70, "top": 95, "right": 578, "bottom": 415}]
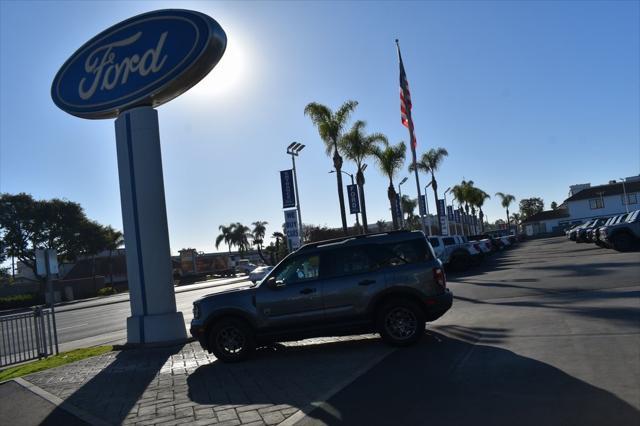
[{"left": 296, "top": 230, "right": 417, "bottom": 252}]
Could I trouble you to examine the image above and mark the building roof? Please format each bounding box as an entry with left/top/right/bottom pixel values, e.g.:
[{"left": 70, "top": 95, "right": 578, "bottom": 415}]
[
  {"left": 564, "top": 180, "right": 640, "bottom": 202},
  {"left": 522, "top": 209, "right": 570, "bottom": 223}
]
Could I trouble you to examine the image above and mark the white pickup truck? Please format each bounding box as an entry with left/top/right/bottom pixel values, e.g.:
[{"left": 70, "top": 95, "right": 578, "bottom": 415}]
[{"left": 428, "top": 235, "right": 483, "bottom": 270}]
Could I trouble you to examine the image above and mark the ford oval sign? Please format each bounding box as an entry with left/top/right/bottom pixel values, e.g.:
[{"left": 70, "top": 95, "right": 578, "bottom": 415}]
[{"left": 51, "top": 9, "right": 227, "bottom": 119}]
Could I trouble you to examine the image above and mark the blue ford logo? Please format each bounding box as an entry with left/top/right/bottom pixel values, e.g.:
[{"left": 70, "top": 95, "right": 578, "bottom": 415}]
[{"left": 52, "top": 9, "right": 227, "bottom": 119}]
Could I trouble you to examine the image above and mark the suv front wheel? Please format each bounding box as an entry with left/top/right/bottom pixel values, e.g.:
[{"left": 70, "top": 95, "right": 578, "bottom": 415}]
[
  {"left": 209, "top": 318, "right": 255, "bottom": 362},
  {"left": 377, "top": 299, "right": 425, "bottom": 346}
]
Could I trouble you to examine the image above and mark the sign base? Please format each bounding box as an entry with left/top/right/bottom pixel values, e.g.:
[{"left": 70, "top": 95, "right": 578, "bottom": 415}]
[{"left": 127, "top": 312, "right": 187, "bottom": 344}]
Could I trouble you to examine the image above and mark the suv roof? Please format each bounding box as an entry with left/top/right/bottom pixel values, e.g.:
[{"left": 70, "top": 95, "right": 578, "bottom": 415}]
[{"left": 296, "top": 230, "right": 425, "bottom": 254}]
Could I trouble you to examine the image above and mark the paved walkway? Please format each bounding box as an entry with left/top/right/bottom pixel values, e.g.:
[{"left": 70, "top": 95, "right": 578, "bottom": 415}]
[{"left": 18, "top": 335, "right": 392, "bottom": 426}]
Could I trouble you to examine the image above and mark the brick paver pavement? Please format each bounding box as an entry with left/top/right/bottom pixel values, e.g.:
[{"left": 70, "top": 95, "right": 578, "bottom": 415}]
[{"left": 23, "top": 335, "right": 392, "bottom": 425}]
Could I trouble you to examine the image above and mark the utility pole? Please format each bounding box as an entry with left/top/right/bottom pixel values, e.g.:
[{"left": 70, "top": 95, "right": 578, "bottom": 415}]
[
  {"left": 398, "top": 177, "right": 408, "bottom": 229},
  {"left": 620, "top": 178, "right": 629, "bottom": 213}
]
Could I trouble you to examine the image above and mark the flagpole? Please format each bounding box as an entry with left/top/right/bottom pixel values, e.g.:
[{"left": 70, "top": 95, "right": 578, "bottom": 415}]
[{"left": 396, "top": 39, "right": 427, "bottom": 236}]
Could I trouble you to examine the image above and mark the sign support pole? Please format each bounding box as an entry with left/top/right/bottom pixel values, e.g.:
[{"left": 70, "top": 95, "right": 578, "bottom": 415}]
[{"left": 115, "top": 106, "right": 187, "bottom": 344}]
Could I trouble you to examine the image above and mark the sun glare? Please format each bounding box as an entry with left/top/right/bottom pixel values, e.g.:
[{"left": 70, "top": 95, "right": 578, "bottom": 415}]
[{"left": 190, "top": 33, "right": 247, "bottom": 99}]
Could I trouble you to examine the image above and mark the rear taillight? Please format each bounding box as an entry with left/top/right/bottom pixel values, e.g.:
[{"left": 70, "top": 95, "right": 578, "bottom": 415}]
[{"left": 433, "top": 267, "right": 446, "bottom": 289}]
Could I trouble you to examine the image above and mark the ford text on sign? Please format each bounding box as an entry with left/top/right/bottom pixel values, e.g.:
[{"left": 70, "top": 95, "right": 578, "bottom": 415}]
[{"left": 51, "top": 9, "right": 227, "bottom": 119}]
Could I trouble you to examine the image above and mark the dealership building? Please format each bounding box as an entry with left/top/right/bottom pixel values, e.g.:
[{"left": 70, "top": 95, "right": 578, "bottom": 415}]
[{"left": 522, "top": 175, "right": 640, "bottom": 236}]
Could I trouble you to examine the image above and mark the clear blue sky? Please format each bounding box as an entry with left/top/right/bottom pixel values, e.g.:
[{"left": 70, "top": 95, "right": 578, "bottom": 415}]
[{"left": 1, "top": 0, "right": 638, "bottom": 253}]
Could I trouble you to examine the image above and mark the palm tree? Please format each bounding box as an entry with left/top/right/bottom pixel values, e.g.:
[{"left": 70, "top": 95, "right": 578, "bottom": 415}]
[
  {"left": 401, "top": 195, "right": 420, "bottom": 230},
  {"left": 409, "top": 147, "right": 448, "bottom": 234},
  {"left": 215, "top": 224, "right": 235, "bottom": 253},
  {"left": 376, "top": 219, "right": 388, "bottom": 232},
  {"left": 469, "top": 188, "right": 491, "bottom": 233},
  {"left": 510, "top": 213, "right": 521, "bottom": 232},
  {"left": 373, "top": 142, "right": 406, "bottom": 230},
  {"left": 252, "top": 221, "right": 268, "bottom": 263},
  {"left": 452, "top": 180, "right": 475, "bottom": 235},
  {"left": 339, "top": 120, "right": 388, "bottom": 233},
  {"left": 304, "top": 100, "right": 358, "bottom": 234},
  {"left": 231, "top": 223, "right": 252, "bottom": 253},
  {"left": 271, "top": 231, "right": 285, "bottom": 263},
  {"left": 495, "top": 192, "right": 516, "bottom": 232},
  {"left": 104, "top": 226, "right": 124, "bottom": 286}
]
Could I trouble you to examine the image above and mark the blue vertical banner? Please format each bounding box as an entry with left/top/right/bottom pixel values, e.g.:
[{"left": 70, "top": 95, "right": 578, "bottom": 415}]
[
  {"left": 447, "top": 205, "right": 454, "bottom": 221},
  {"left": 437, "top": 199, "right": 445, "bottom": 216},
  {"left": 347, "top": 184, "right": 360, "bottom": 214},
  {"left": 454, "top": 209, "right": 461, "bottom": 223},
  {"left": 418, "top": 195, "right": 427, "bottom": 216},
  {"left": 395, "top": 193, "right": 402, "bottom": 221},
  {"left": 280, "top": 170, "right": 296, "bottom": 208}
]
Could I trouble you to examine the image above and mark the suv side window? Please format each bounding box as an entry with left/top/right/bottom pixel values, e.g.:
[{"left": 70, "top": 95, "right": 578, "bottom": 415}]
[
  {"left": 325, "top": 247, "right": 376, "bottom": 277},
  {"left": 443, "top": 237, "right": 456, "bottom": 246},
  {"left": 428, "top": 237, "right": 440, "bottom": 247},
  {"left": 274, "top": 254, "right": 320, "bottom": 285},
  {"left": 372, "top": 238, "right": 433, "bottom": 267}
]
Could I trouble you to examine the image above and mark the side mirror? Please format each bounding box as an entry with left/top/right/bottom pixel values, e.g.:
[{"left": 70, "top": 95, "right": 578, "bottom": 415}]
[{"left": 266, "top": 277, "right": 281, "bottom": 288}]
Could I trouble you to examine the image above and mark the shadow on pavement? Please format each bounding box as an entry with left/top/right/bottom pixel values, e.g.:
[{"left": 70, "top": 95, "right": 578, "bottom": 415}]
[
  {"left": 40, "top": 344, "right": 184, "bottom": 425},
  {"left": 298, "top": 330, "right": 639, "bottom": 426}
]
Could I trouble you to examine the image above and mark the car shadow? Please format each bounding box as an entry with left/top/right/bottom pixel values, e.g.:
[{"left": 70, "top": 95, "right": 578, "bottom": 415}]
[{"left": 298, "top": 330, "right": 639, "bottom": 426}]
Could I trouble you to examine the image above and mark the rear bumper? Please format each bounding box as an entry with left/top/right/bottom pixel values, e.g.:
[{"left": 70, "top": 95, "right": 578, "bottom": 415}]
[{"left": 424, "top": 289, "right": 453, "bottom": 321}]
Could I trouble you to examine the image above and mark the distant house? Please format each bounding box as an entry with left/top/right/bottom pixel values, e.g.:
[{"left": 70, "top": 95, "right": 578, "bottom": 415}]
[
  {"left": 522, "top": 175, "right": 640, "bottom": 236},
  {"left": 522, "top": 209, "right": 571, "bottom": 236},
  {"left": 564, "top": 178, "right": 640, "bottom": 222}
]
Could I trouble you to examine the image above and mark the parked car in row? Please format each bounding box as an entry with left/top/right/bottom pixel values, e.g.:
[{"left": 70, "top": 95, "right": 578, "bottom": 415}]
[
  {"left": 567, "top": 210, "right": 639, "bottom": 252},
  {"left": 191, "top": 230, "right": 452, "bottom": 362},
  {"left": 601, "top": 210, "right": 640, "bottom": 251},
  {"left": 248, "top": 266, "right": 273, "bottom": 283}
]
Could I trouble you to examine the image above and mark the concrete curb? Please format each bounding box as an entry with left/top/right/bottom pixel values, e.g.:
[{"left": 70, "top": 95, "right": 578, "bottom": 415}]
[
  {"left": 13, "top": 377, "right": 112, "bottom": 426},
  {"left": 278, "top": 347, "right": 396, "bottom": 426}
]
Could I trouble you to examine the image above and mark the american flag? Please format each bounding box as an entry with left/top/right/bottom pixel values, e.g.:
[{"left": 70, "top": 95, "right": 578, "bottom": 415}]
[{"left": 397, "top": 40, "right": 416, "bottom": 149}]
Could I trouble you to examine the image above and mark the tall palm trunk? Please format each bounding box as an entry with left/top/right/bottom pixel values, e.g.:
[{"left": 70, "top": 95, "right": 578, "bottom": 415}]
[
  {"left": 333, "top": 149, "right": 348, "bottom": 234},
  {"left": 387, "top": 181, "right": 399, "bottom": 230},
  {"left": 356, "top": 169, "right": 368, "bottom": 233},
  {"left": 431, "top": 173, "right": 441, "bottom": 234},
  {"left": 506, "top": 208, "right": 510, "bottom": 232}
]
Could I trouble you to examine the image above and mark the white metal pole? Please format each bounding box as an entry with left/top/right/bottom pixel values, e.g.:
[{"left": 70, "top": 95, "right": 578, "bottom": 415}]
[{"left": 291, "top": 153, "right": 303, "bottom": 240}]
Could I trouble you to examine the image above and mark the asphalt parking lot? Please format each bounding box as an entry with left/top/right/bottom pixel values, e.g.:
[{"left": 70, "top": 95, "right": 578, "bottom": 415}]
[{"left": 297, "top": 236, "right": 640, "bottom": 426}]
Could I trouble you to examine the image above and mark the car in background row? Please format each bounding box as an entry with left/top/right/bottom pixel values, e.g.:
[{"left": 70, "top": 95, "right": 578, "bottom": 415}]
[
  {"left": 576, "top": 217, "right": 610, "bottom": 243},
  {"left": 601, "top": 209, "right": 640, "bottom": 251},
  {"left": 248, "top": 266, "right": 273, "bottom": 283}
]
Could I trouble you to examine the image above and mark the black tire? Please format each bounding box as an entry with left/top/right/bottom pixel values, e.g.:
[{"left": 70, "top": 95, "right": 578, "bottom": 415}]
[
  {"left": 209, "top": 318, "right": 255, "bottom": 362},
  {"left": 377, "top": 298, "right": 425, "bottom": 347},
  {"left": 612, "top": 232, "right": 635, "bottom": 252}
]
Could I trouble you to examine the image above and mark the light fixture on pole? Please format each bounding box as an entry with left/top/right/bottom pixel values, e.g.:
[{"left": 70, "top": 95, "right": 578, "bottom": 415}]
[
  {"left": 329, "top": 170, "right": 360, "bottom": 227},
  {"left": 287, "top": 142, "right": 305, "bottom": 241},
  {"left": 620, "top": 177, "right": 629, "bottom": 213},
  {"left": 398, "top": 177, "right": 408, "bottom": 229}
]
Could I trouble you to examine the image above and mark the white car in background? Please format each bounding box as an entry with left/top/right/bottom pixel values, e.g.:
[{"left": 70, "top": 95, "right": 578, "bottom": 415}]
[{"left": 249, "top": 266, "right": 273, "bottom": 283}]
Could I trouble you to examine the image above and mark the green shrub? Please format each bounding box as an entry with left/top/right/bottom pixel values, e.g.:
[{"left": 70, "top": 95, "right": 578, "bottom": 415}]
[
  {"left": 97, "top": 287, "right": 117, "bottom": 296},
  {"left": 0, "top": 293, "right": 37, "bottom": 310}
]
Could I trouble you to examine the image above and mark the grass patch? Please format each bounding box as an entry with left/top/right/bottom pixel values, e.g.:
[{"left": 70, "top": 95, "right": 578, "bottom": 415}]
[{"left": 0, "top": 345, "right": 112, "bottom": 382}]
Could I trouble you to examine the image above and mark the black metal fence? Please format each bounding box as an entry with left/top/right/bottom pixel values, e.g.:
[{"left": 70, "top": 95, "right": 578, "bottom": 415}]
[{"left": 0, "top": 307, "right": 59, "bottom": 368}]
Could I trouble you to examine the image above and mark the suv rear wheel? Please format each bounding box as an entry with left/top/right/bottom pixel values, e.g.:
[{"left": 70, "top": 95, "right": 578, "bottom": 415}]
[
  {"left": 377, "top": 299, "right": 425, "bottom": 346},
  {"left": 209, "top": 318, "right": 255, "bottom": 362}
]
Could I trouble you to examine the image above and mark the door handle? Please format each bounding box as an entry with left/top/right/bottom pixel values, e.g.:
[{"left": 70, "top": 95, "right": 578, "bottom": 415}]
[
  {"left": 358, "top": 279, "right": 376, "bottom": 286},
  {"left": 300, "top": 288, "right": 316, "bottom": 295}
]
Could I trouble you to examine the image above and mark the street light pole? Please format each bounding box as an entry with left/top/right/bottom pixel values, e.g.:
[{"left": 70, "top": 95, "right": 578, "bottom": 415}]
[
  {"left": 620, "top": 177, "right": 629, "bottom": 213},
  {"left": 424, "top": 181, "right": 432, "bottom": 235},
  {"left": 399, "top": 177, "right": 408, "bottom": 229},
  {"left": 287, "top": 142, "right": 305, "bottom": 241},
  {"left": 444, "top": 187, "right": 451, "bottom": 235}
]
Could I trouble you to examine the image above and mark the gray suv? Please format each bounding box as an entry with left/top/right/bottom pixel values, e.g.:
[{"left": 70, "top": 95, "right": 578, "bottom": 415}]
[{"left": 190, "top": 230, "right": 453, "bottom": 362}]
